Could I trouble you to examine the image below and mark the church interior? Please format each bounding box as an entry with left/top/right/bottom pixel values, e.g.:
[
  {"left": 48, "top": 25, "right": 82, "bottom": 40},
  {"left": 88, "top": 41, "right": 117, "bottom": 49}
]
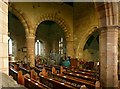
[{"left": 0, "top": 1, "right": 120, "bottom": 89}]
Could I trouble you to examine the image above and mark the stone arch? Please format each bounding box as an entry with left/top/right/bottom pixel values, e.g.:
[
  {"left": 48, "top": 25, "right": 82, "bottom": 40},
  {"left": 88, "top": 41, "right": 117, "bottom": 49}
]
[
  {"left": 95, "top": 2, "right": 118, "bottom": 26},
  {"left": 94, "top": 2, "right": 119, "bottom": 88},
  {"left": 76, "top": 2, "right": 118, "bottom": 59},
  {"left": 76, "top": 27, "right": 98, "bottom": 58},
  {"left": 34, "top": 13, "right": 72, "bottom": 41},
  {"left": 8, "top": 4, "right": 31, "bottom": 35}
]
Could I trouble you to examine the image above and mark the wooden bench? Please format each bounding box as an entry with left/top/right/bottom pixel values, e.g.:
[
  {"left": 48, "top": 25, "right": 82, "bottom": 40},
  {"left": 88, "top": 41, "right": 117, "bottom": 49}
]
[
  {"left": 36, "top": 65, "right": 62, "bottom": 74},
  {"left": 18, "top": 71, "right": 24, "bottom": 85},
  {"left": 52, "top": 73, "right": 95, "bottom": 89},
  {"left": 71, "top": 70, "right": 99, "bottom": 79},
  {"left": 79, "top": 68, "right": 99, "bottom": 74},
  {"left": 9, "top": 68, "right": 25, "bottom": 85},
  {"left": 36, "top": 65, "right": 52, "bottom": 75},
  {"left": 9, "top": 68, "right": 18, "bottom": 81},
  {"left": 39, "top": 75, "right": 78, "bottom": 89},
  {"left": 63, "top": 71, "right": 97, "bottom": 82},
  {"left": 33, "top": 67, "right": 42, "bottom": 74},
  {"left": 24, "top": 75, "right": 50, "bottom": 89},
  {"left": 19, "top": 66, "right": 30, "bottom": 74}
]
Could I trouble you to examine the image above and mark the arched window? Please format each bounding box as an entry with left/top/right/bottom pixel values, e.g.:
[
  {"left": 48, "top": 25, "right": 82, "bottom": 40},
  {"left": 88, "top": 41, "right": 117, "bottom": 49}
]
[
  {"left": 59, "top": 37, "right": 64, "bottom": 55},
  {"left": 8, "top": 37, "right": 13, "bottom": 55},
  {"left": 35, "top": 40, "right": 44, "bottom": 56}
]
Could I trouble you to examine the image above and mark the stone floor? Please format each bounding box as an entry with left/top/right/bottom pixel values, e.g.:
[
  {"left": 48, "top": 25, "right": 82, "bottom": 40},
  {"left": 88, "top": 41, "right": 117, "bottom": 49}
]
[{"left": 0, "top": 72, "right": 26, "bottom": 89}]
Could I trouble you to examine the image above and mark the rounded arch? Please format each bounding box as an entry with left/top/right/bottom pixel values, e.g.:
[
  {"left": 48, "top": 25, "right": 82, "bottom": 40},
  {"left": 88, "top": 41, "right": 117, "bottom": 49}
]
[
  {"left": 34, "top": 13, "right": 72, "bottom": 41},
  {"left": 76, "top": 27, "right": 98, "bottom": 58},
  {"left": 8, "top": 4, "right": 30, "bottom": 35}
]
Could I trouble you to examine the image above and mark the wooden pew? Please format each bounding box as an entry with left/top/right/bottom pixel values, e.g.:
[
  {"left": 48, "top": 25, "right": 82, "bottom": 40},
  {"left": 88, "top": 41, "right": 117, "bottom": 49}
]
[
  {"left": 36, "top": 64, "right": 61, "bottom": 74},
  {"left": 78, "top": 68, "right": 99, "bottom": 74},
  {"left": 63, "top": 71, "right": 97, "bottom": 82},
  {"left": 31, "top": 69, "right": 39, "bottom": 80},
  {"left": 52, "top": 73, "right": 95, "bottom": 89},
  {"left": 33, "top": 67, "right": 42, "bottom": 74},
  {"left": 39, "top": 75, "right": 78, "bottom": 89},
  {"left": 71, "top": 70, "right": 95, "bottom": 76},
  {"left": 9, "top": 67, "right": 18, "bottom": 81},
  {"left": 10, "top": 66, "right": 51, "bottom": 89},
  {"left": 36, "top": 65, "right": 52, "bottom": 75},
  {"left": 38, "top": 68, "right": 78, "bottom": 89},
  {"left": 24, "top": 75, "right": 51, "bottom": 89},
  {"left": 9, "top": 68, "right": 24, "bottom": 85},
  {"left": 52, "top": 67, "right": 57, "bottom": 74},
  {"left": 18, "top": 71, "right": 24, "bottom": 85},
  {"left": 39, "top": 68, "right": 48, "bottom": 77},
  {"left": 60, "top": 66, "right": 66, "bottom": 74},
  {"left": 19, "top": 66, "right": 30, "bottom": 74},
  {"left": 71, "top": 70, "right": 99, "bottom": 79}
]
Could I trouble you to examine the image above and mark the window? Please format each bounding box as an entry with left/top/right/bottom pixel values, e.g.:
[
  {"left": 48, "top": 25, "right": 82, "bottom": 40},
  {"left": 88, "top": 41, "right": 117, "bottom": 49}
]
[
  {"left": 35, "top": 40, "right": 44, "bottom": 56},
  {"left": 8, "top": 37, "right": 13, "bottom": 55},
  {"left": 59, "top": 37, "right": 64, "bottom": 56}
]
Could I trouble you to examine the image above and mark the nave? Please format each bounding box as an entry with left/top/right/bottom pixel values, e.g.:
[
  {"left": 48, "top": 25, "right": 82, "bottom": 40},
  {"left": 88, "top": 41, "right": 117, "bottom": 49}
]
[
  {"left": 9, "top": 60, "right": 100, "bottom": 89},
  {"left": 0, "top": 1, "right": 120, "bottom": 89}
]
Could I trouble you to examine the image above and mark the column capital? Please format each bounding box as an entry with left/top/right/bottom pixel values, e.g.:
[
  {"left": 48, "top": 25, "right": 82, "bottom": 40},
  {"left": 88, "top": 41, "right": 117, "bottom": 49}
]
[
  {"left": 26, "top": 34, "right": 35, "bottom": 39},
  {"left": 66, "top": 40, "right": 74, "bottom": 42},
  {"left": 98, "top": 25, "right": 119, "bottom": 33}
]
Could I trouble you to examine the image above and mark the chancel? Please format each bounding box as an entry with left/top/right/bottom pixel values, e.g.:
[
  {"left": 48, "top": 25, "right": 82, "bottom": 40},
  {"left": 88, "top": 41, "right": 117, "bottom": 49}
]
[{"left": 0, "top": 1, "right": 120, "bottom": 89}]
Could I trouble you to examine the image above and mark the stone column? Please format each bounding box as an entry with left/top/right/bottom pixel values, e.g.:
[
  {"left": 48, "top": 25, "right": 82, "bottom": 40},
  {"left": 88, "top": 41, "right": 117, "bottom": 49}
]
[
  {"left": 26, "top": 34, "right": 35, "bottom": 67},
  {"left": 0, "top": 1, "right": 8, "bottom": 75},
  {"left": 66, "top": 40, "right": 74, "bottom": 58},
  {"left": 99, "top": 26, "right": 118, "bottom": 88}
]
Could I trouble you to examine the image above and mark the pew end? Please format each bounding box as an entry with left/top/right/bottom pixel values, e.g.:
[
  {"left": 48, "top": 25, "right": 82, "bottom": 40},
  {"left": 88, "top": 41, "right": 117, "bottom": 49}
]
[
  {"left": 18, "top": 71, "right": 24, "bottom": 85},
  {"left": 52, "top": 67, "right": 57, "bottom": 74},
  {"left": 80, "top": 85, "right": 87, "bottom": 89},
  {"left": 31, "top": 69, "right": 38, "bottom": 80},
  {"left": 39, "top": 68, "right": 48, "bottom": 77},
  {"left": 95, "top": 81, "right": 101, "bottom": 89},
  {"left": 60, "top": 66, "right": 66, "bottom": 74}
]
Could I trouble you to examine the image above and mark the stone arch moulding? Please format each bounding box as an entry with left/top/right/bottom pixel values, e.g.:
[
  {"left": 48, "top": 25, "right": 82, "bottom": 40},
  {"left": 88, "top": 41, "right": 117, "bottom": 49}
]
[
  {"left": 8, "top": 5, "right": 31, "bottom": 35},
  {"left": 34, "top": 13, "right": 72, "bottom": 41},
  {"left": 76, "top": 27, "right": 98, "bottom": 59}
]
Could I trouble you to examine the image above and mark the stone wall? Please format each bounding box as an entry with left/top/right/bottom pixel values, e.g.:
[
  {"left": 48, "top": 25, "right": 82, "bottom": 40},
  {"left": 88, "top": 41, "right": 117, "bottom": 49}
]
[
  {"left": 9, "top": 2, "right": 73, "bottom": 60},
  {"left": 11, "top": 2, "right": 73, "bottom": 36},
  {"left": 0, "top": 1, "right": 8, "bottom": 74},
  {"left": 9, "top": 12, "right": 26, "bottom": 61},
  {"left": 73, "top": 2, "right": 99, "bottom": 59},
  {"left": 36, "top": 21, "right": 65, "bottom": 57}
]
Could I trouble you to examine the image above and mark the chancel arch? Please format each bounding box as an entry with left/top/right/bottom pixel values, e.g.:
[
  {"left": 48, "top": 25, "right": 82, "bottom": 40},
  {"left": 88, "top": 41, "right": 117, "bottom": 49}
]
[
  {"left": 35, "top": 20, "right": 66, "bottom": 65},
  {"left": 34, "top": 13, "right": 72, "bottom": 41},
  {"left": 34, "top": 14, "right": 74, "bottom": 57}
]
